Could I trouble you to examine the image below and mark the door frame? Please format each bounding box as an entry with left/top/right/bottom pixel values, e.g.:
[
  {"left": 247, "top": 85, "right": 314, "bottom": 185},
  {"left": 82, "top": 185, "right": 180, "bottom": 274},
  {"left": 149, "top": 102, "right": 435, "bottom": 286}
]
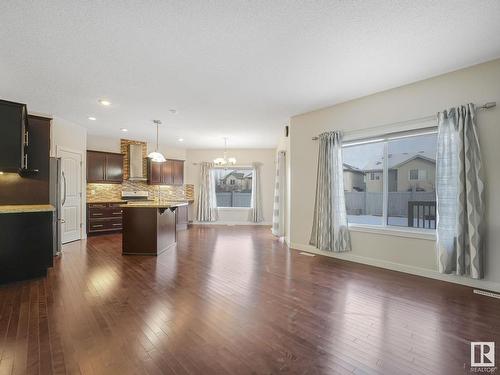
[{"left": 56, "top": 146, "right": 85, "bottom": 240}]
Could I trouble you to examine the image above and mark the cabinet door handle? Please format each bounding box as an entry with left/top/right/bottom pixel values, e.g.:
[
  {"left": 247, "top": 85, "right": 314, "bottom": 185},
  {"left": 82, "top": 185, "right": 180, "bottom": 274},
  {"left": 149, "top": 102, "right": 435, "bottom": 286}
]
[
  {"left": 93, "top": 213, "right": 103, "bottom": 216},
  {"left": 112, "top": 223, "right": 122, "bottom": 227},
  {"left": 92, "top": 224, "right": 104, "bottom": 228},
  {"left": 112, "top": 212, "right": 122, "bottom": 215}
]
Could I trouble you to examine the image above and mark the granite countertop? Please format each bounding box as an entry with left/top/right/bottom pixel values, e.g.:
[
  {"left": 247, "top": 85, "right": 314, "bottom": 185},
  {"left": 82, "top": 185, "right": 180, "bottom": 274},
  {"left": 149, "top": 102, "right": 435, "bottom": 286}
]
[
  {"left": 0, "top": 204, "right": 55, "bottom": 214},
  {"left": 87, "top": 199, "right": 128, "bottom": 204},
  {"left": 120, "top": 201, "right": 189, "bottom": 209}
]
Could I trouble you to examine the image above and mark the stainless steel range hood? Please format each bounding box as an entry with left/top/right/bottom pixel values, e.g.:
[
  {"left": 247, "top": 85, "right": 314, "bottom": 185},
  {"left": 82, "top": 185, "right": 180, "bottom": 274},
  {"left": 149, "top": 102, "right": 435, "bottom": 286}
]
[{"left": 128, "top": 143, "right": 147, "bottom": 180}]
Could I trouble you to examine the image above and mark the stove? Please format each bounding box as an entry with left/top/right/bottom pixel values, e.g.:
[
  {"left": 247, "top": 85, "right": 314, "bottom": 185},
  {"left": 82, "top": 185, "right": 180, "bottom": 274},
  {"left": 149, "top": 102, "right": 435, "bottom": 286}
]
[{"left": 121, "top": 190, "right": 152, "bottom": 202}]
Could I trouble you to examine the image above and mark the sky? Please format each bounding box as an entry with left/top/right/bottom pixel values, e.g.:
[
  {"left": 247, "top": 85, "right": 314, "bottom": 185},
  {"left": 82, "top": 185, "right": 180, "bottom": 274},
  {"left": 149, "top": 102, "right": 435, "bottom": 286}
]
[{"left": 343, "top": 133, "right": 437, "bottom": 170}]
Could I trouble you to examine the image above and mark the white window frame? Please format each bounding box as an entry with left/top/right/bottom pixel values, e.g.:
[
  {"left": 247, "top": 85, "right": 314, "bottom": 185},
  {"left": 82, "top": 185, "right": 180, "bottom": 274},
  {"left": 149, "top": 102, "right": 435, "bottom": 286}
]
[
  {"left": 213, "top": 166, "right": 254, "bottom": 209},
  {"left": 342, "top": 126, "right": 437, "bottom": 240}
]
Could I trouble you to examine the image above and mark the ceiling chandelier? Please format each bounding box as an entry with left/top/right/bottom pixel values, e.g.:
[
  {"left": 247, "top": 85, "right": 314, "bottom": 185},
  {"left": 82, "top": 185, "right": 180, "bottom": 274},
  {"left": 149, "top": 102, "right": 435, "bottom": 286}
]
[
  {"left": 147, "top": 120, "right": 166, "bottom": 162},
  {"left": 214, "top": 137, "right": 236, "bottom": 166}
]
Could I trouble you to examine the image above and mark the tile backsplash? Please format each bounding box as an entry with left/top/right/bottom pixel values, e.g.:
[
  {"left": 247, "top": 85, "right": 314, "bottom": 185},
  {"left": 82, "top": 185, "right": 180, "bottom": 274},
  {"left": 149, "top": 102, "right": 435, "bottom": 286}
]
[{"left": 87, "top": 181, "right": 194, "bottom": 202}]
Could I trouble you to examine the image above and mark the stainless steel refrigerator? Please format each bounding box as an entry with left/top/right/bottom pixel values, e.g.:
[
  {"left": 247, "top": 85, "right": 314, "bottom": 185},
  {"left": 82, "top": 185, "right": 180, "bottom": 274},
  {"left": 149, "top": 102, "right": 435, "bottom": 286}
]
[{"left": 49, "top": 157, "right": 62, "bottom": 255}]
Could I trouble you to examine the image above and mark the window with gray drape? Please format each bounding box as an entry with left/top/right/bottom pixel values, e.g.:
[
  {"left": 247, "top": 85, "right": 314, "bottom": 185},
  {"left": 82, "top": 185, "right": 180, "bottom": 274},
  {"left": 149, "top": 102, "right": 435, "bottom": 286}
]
[
  {"left": 249, "top": 162, "right": 264, "bottom": 223},
  {"left": 436, "top": 104, "right": 484, "bottom": 279},
  {"left": 310, "top": 131, "right": 351, "bottom": 252},
  {"left": 196, "top": 162, "right": 218, "bottom": 222}
]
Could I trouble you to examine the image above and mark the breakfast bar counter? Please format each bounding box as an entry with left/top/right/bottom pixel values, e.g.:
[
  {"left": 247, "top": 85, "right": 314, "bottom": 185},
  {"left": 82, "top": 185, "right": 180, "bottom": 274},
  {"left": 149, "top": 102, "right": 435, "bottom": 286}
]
[{"left": 120, "top": 202, "right": 188, "bottom": 256}]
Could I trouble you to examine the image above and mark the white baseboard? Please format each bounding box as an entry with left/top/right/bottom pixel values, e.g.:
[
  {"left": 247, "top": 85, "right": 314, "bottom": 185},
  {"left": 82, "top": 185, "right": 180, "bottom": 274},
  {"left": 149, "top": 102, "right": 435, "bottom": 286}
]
[
  {"left": 290, "top": 242, "right": 500, "bottom": 293},
  {"left": 193, "top": 221, "right": 272, "bottom": 226}
]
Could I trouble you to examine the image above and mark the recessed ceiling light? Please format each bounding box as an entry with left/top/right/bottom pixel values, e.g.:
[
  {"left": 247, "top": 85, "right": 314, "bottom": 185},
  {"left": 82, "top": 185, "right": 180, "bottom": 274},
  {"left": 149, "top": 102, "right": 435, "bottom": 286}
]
[
  {"left": 120, "top": 128, "right": 128, "bottom": 132},
  {"left": 98, "top": 99, "right": 111, "bottom": 106},
  {"left": 178, "top": 138, "right": 184, "bottom": 142},
  {"left": 88, "top": 116, "right": 97, "bottom": 121}
]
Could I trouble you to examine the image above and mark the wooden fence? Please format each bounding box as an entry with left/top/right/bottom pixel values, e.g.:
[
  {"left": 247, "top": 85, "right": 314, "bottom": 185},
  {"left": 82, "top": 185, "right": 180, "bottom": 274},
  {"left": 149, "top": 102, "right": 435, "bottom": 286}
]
[
  {"left": 216, "top": 192, "right": 252, "bottom": 207},
  {"left": 345, "top": 191, "right": 436, "bottom": 217}
]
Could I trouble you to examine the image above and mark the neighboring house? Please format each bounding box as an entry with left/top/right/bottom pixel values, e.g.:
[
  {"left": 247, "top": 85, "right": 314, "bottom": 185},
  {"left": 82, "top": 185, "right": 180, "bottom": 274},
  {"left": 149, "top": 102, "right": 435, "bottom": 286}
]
[
  {"left": 394, "top": 155, "right": 435, "bottom": 192},
  {"left": 361, "top": 151, "right": 436, "bottom": 192},
  {"left": 218, "top": 171, "right": 253, "bottom": 192},
  {"left": 343, "top": 163, "right": 366, "bottom": 192}
]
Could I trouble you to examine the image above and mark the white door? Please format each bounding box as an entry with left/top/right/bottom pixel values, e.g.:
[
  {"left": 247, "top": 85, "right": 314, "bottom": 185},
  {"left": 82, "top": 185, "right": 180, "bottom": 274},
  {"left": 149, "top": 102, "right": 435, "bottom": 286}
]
[{"left": 58, "top": 149, "right": 82, "bottom": 243}]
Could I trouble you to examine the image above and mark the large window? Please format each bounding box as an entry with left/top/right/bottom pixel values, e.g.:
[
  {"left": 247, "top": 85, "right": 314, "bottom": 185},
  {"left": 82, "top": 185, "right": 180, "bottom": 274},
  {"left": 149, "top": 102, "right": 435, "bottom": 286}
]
[
  {"left": 343, "top": 130, "right": 437, "bottom": 229},
  {"left": 214, "top": 168, "right": 253, "bottom": 208}
]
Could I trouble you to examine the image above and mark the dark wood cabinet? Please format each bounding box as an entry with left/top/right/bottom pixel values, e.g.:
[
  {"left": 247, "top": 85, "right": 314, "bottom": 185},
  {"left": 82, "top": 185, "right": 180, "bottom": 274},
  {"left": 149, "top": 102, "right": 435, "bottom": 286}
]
[
  {"left": 0, "top": 115, "right": 51, "bottom": 205},
  {"left": 161, "top": 161, "right": 173, "bottom": 185},
  {"left": 87, "top": 151, "right": 106, "bottom": 181},
  {"left": 148, "top": 160, "right": 162, "bottom": 184},
  {"left": 0, "top": 211, "right": 53, "bottom": 284},
  {"left": 87, "top": 151, "right": 124, "bottom": 183},
  {"left": 87, "top": 202, "right": 124, "bottom": 235},
  {"left": 172, "top": 160, "right": 184, "bottom": 185},
  {"left": 0, "top": 99, "right": 28, "bottom": 173},
  {"left": 147, "top": 159, "right": 184, "bottom": 185},
  {"left": 105, "top": 153, "right": 124, "bottom": 182}
]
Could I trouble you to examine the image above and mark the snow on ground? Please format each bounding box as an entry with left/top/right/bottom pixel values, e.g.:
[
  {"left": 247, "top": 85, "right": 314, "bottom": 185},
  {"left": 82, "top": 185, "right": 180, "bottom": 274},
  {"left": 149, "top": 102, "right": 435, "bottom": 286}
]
[{"left": 347, "top": 215, "right": 435, "bottom": 229}]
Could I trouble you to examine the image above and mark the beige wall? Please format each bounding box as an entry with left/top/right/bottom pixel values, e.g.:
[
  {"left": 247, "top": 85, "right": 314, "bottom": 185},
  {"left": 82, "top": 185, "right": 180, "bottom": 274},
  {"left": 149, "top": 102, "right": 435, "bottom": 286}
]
[
  {"left": 396, "top": 159, "right": 435, "bottom": 192},
  {"left": 289, "top": 59, "right": 500, "bottom": 291},
  {"left": 185, "top": 148, "right": 276, "bottom": 224}
]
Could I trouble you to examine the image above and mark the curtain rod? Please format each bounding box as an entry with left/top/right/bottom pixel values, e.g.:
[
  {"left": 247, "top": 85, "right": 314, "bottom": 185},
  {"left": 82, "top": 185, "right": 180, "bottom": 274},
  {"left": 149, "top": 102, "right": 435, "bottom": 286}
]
[{"left": 311, "top": 101, "right": 496, "bottom": 140}]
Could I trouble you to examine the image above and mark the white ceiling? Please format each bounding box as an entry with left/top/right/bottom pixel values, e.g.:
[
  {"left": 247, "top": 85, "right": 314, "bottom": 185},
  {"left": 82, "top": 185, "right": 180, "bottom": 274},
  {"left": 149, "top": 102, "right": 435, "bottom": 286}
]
[{"left": 1, "top": 1, "right": 500, "bottom": 149}]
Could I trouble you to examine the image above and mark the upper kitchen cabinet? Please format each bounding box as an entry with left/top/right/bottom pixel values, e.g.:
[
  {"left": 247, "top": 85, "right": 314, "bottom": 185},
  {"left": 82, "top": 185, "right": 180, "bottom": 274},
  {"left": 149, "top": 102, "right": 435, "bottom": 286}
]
[
  {"left": 147, "top": 159, "right": 184, "bottom": 185},
  {"left": 147, "top": 159, "right": 162, "bottom": 185},
  {"left": 161, "top": 160, "right": 173, "bottom": 185},
  {"left": 87, "top": 151, "right": 124, "bottom": 184},
  {"left": 105, "top": 153, "right": 125, "bottom": 183},
  {"left": 0, "top": 99, "right": 28, "bottom": 173},
  {"left": 0, "top": 114, "right": 51, "bottom": 205},
  {"left": 171, "top": 160, "right": 184, "bottom": 185}
]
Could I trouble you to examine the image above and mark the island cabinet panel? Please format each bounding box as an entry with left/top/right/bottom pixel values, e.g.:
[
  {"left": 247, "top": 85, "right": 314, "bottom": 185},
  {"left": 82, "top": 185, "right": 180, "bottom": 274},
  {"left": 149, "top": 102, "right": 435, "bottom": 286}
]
[
  {"left": 122, "top": 206, "right": 177, "bottom": 256},
  {"left": 176, "top": 205, "right": 188, "bottom": 230},
  {"left": 87, "top": 202, "right": 123, "bottom": 235},
  {"left": 87, "top": 151, "right": 124, "bottom": 183},
  {"left": 147, "top": 159, "right": 184, "bottom": 185}
]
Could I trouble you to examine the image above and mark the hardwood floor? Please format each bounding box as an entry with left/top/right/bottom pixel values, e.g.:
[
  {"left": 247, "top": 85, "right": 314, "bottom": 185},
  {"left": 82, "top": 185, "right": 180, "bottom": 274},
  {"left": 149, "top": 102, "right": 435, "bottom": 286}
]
[{"left": 0, "top": 225, "right": 499, "bottom": 374}]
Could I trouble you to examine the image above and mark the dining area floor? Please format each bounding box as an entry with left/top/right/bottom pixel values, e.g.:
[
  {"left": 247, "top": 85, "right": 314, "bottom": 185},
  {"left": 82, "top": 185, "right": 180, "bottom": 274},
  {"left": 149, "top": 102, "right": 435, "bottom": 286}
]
[{"left": 0, "top": 225, "right": 498, "bottom": 374}]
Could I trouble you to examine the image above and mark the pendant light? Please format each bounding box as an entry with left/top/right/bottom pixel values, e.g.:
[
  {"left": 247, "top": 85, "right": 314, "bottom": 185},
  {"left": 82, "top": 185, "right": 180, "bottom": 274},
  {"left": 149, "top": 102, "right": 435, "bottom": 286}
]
[
  {"left": 214, "top": 137, "right": 236, "bottom": 166},
  {"left": 148, "top": 120, "right": 166, "bottom": 162}
]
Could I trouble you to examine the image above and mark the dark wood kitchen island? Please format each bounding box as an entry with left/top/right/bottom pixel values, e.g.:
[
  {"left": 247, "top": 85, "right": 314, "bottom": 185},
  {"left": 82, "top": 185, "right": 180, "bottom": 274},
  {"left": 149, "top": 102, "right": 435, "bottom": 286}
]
[{"left": 120, "top": 202, "right": 188, "bottom": 256}]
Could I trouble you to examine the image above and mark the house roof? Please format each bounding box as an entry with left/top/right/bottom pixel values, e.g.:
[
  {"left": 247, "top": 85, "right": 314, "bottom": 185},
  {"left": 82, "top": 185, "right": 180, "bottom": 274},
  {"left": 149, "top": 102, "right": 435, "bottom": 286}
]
[
  {"left": 343, "top": 163, "right": 364, "bottom": 174},
  {"left": 362, "top": 151, "right": 436, "bottom": 171},
  {"left": 220, "top": 171, "right": 253, "bottom": 181}
]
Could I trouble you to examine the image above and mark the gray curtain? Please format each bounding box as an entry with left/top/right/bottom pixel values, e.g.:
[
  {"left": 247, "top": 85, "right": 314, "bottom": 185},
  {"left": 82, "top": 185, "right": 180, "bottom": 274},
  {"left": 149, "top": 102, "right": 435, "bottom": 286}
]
[
  {"left": 310, "top": 131, "right": 351, "bottom": 252},
  {"left": 436, "top": 104, "right": 484, "bottom": 279},
  {"left": 196, "top": 162, "right": 218, "bottom": 222},
  {"left": 272, "top": 151, "right": 286, "bottom": 236},
  {"left": 249, "top": 162, "right": 264, "bottom": 223}
]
